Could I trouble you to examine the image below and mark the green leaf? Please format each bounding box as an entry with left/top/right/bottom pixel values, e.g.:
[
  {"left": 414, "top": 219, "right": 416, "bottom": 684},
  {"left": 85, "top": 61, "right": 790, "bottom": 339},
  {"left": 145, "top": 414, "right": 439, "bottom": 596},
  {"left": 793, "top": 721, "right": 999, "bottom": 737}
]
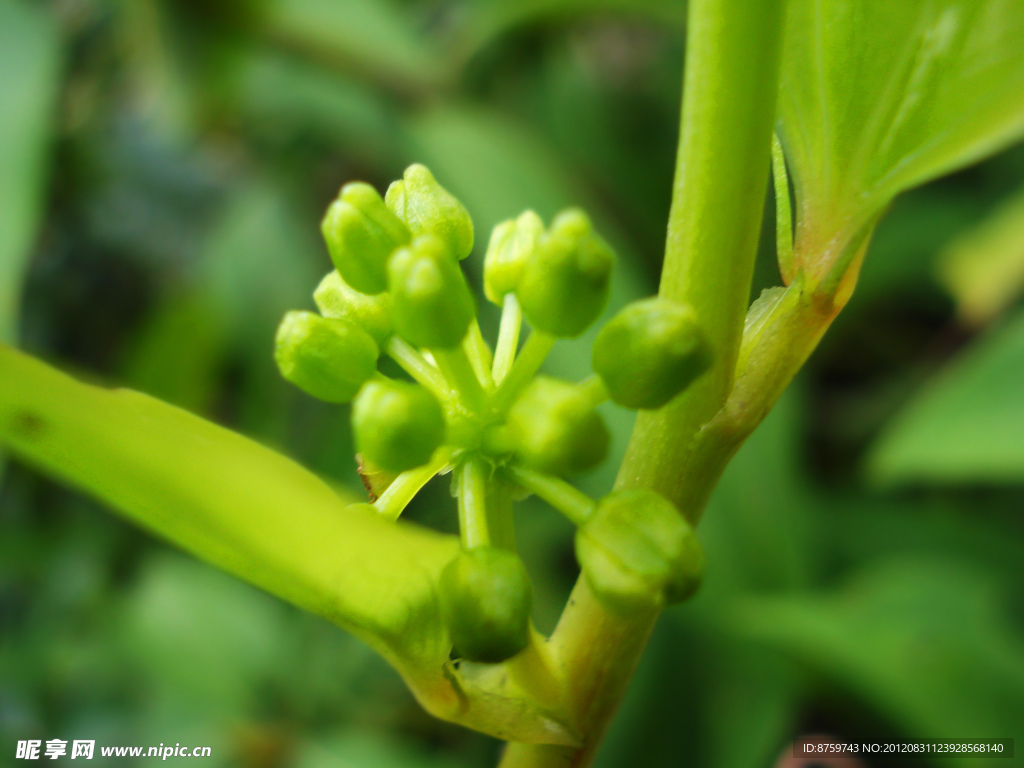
[
  {"left": 0, "top": 0, "right": 61, "bottom": 342},
  {"left": 733, "top": 558, "right": 1024, "bottom": 747},
  {"left": 868, "top": 309, "right": 1024, "bottom": 485},
  {"left": 778, "top": 0, "right": 1024, "bottom": 274},
  {"left": 266, "top": 0, "right": 442, "bottom": 91},
  {"left": 0, "top": 342, "right": 456, "bottom": 675},
  {"left": 938, "top": 181, "right": 1024, "bottom": 325},
  {"left": 0, "top": 344, "right": 582, "bottom": 745}
]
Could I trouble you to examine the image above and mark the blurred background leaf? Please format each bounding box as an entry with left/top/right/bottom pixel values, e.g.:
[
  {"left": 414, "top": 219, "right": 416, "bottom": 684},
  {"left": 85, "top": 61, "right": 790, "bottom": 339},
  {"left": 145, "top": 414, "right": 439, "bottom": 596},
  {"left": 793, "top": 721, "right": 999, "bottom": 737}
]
[
  {"left": 0, "top": 0, "right": 61, "bottom": 344},
  {"left": 868, "top": 309, "right": 1024, "bottom": 486}
]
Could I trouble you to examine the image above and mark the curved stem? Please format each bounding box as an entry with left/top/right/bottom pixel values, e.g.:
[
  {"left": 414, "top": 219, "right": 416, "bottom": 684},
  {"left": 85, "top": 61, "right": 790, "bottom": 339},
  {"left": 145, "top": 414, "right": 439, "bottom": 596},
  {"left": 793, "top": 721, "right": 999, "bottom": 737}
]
[
  {"left": 618, "top": 0, "right": 786, "bottom": 518},
  {"left": 466, "top": 320, "right": 496, "bottom": 391},
  {"left": 457, "top": 458, "right": 491, "bottom": 548},
  {"left": 492, "top": 331, "right": 555, "bottom": 413},
  {"left": 493, "top": 294, "right": 523, "bottom": 384},
  {"left": 374, "top": 449, "right": 453, "bottom": 521},
  {"left": 507, "top": 466, "right": 595, "bottom": 527},
  {"left": 434, "top": 345, "right": 488, "bottom": 414},
  {"left": 386, "top": 337, "right": 451, "bottom": 402}
]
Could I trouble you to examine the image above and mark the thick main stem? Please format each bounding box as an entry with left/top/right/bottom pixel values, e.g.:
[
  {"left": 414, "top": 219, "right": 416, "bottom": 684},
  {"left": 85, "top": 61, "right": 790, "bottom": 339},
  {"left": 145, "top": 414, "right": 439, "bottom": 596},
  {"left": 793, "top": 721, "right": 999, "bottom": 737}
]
[
  {"left": 499, "top": 1, "right": 786, "bottom": 765},
  {"left": 617, "top": 0, "right": 787, "bottom": 521}
]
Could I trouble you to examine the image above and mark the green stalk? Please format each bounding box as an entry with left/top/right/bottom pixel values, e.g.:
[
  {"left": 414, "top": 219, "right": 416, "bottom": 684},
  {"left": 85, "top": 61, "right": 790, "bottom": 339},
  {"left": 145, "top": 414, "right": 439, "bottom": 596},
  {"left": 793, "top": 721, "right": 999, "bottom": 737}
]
[
  {"left": 465, "top": 319, "right": 496, "bottom": 391},
  {"left": 499, "top": 1, "right": 786, "bottom": 764},
  {"left": 386, "top": 337, "right": 451, "bottom": 402},
  {"left": 458, "top": 458, "right": 491, "bottom": 548},
  {"left": 493, "top": 294, "right": 523, "bottom": 384},
  {"left": 434, "top": 345, "right": 488, "bottom": 413},
  {"left": 617, "top": 0, "right": 786, "bottom": 520},
  {"left": 507, "top": 465, "right": 595, "bottom": 527},
  {"left": 374, "top": 449, "right": 453, "bottom": 521},
  {"left": 492, "top": 331, "right": 555, "bottom": 413}
]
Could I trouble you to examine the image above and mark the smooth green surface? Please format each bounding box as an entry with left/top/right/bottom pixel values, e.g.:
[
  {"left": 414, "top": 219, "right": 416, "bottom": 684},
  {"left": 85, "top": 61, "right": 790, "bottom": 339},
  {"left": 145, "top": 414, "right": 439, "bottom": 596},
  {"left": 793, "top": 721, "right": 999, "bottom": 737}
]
[
  {"left": 0, "top": 0, "right": 60, "bottom": 343},
  {"left": 778, "top": 0, "right": 1024, "bottom": 269},
  {"left": 0, "top": 342, "right": 457, "bottom": 672},
  {"left": 617, "top": 0, "right": 785, "bottom": 517},
  {"left": 869, "top": 309, "right": 1024, "bottom": 485}
]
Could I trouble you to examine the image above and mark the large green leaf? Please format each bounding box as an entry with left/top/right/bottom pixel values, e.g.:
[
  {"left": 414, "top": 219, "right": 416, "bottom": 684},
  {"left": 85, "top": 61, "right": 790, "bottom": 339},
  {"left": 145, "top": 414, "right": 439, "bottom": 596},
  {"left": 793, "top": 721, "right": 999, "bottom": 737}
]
[
  {"left": 0, "top": 343, "right": 457, "bottom": 674},
  {"left": 778, "top": 0, "right": 1024, "bottom": 271},
  {"left": 734, "top": 558, "right": 1024, "bottom": 753},
  {"left": 0, "top": 0, "right": 61, "bottom": 344},
  {"left": 868, "top": 308, "right": 1024, "bottom": 485}
]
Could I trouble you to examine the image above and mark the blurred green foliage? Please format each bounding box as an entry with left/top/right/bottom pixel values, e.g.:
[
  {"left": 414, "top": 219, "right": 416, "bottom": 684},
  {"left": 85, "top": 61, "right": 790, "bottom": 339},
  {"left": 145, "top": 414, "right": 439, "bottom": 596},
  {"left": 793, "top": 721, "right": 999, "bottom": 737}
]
[{"left": 1, "top": 0, "right": 1023, "bottom": 766}]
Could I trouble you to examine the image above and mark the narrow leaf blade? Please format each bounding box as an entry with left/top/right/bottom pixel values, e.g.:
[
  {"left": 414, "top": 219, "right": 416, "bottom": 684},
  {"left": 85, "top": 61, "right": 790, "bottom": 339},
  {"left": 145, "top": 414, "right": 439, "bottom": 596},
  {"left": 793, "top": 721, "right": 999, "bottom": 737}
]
[
  {"left": 0, "top": 343, "right": 457, "bottom": 669},
  {"left": 868, "top": 309, "right": 1024, "bottom": 485}
]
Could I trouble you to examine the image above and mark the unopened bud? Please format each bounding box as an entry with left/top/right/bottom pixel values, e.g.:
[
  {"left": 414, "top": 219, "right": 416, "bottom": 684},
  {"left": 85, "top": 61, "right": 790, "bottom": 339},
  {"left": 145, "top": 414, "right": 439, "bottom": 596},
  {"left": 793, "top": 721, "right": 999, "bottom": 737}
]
[
  {"left": 483, "top": 210, "right": 543, "bottom": 305},
  {"left": 274, "top": 311, "right": 379, "bottom": 403},
  {"left": 440, "top": 547, "right": 533, "bottom": 663},
  {"left": 388, "top": 235, "right": 475, "bottom": 349},
  {"left": 313, "top": 270, "right": 393, "bottom": 346},
  {"left": 575, "top": 490, "right": 703, "bottom": 614},
  {"left": 507, "top": 376, "right": 609, "bottom": 475},
  {"left": 515, "top": 209, "right": 615, "bottom": 337},
  {"left": 352, "top": 379, "right": 445, "bottom": 472},
  {"left": 592, "top": 298, "right": 711, "bottom": 410},
  {"left": 322, "top": 182, "right": 410, "bottom": 294},
  {"left": 386, "top": 164, "right": 474, "bottom": 261}
]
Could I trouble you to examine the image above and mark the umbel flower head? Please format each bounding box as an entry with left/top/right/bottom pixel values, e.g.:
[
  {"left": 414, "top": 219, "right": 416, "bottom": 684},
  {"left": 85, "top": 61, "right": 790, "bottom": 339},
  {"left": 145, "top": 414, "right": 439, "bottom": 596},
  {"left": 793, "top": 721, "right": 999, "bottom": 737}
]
[{"left": 275, "top": 164, "right": 711, "bottom": 662}]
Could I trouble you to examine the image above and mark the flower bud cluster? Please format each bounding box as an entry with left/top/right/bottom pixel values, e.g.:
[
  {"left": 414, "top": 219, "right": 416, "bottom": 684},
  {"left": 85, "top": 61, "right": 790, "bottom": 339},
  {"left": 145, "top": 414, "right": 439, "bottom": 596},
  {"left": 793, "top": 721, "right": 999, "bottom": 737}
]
[{"left": 274, "top": 164, "right": 711, "bottom": 662}]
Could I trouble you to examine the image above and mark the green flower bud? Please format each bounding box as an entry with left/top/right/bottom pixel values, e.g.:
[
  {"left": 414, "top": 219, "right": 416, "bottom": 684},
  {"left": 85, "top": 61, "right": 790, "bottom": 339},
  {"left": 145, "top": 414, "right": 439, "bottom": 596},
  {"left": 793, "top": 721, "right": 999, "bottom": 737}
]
[
  {"left": 385, "top": 164, "right": 474, "bottom": 261},
  {"left": 274, "top": 311, "right": 379, "bottom": 403},
  {"left": 575, "top": 489, "right": 704, "bottom": 615},
  {"left": 440, "top": 547, "right": 533, "bottom": 663},
  {"left": 313, "top": 270, "right": 393, "bottom": 346},
  {"left": 515, "top": 208, "right": 615, "bottom": 338},
  {"left": 322, "top": 182, "right": 411, "bottom": 294},
  {"left": 483, "top": 210, "right": 544, "bottom": 305},
  {"left": 507, "top": 376, "right": 609, "bottom": 475},
  {"left": 388, "top": 235, "right": 475, "bottom": 349},
  {"left": 592, "top": 298, "right": 712, "bottom": 410},
  {"left": 352, "top": 379, "right": 445, "bottom": 472}
]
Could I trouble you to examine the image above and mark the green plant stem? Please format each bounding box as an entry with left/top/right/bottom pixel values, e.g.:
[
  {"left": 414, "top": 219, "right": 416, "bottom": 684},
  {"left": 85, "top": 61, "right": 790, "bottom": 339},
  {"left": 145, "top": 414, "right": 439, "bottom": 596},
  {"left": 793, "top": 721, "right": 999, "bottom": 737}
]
[
  {"left": 466, "top": 319, "right": 496, "bottom": 391},
  {"left": 386, "top": 337, "right": 451, "bottom": 402},
  {"left": 507, "top": 465, "right": 594, "bottom": 527},
  {"left": 374, "top": 449, "right": 453, "bottom": 521},
  {"left": 493, "top": 294, "right": 522, "bottom": 384},
  {"left": 492, "top": 330, "right": 555, "bottom": 413},
  {"left": 617, "top": 0, "right": 786, "bottom": 522},
  {"left": 458, "top": 458, "right": 491, "bottom": 548},
  {"left": 499, "top": 1, "right": 786, "bottom": 765},
  {"left": 505, "top": 626, "right": 567, "bottom": 713},
  {"left": 434, "top": 345, "right": 488, "bottom": 413}
]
